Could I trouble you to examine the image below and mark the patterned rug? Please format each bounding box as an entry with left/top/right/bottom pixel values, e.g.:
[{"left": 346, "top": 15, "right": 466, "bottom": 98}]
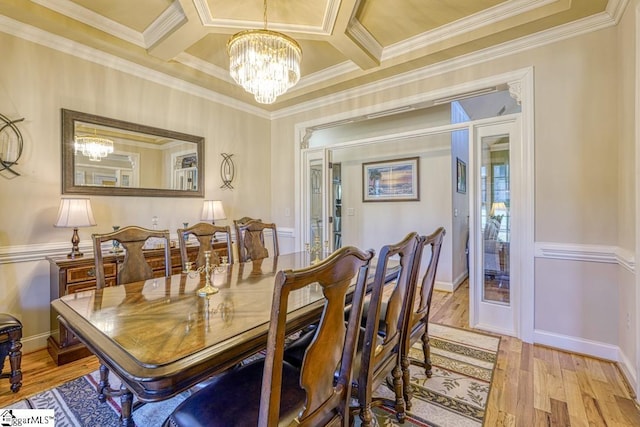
[{"left": 5, "top": 324, "right": 499, "bottom": 426}]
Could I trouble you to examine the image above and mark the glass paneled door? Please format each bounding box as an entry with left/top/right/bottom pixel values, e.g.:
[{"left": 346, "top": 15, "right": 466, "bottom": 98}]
[
  {"left": 471, "top": 118, "right": 520, "bottom": 337},
  {"left": 302, "top": 148, "right": 332, "bottom": 260}
]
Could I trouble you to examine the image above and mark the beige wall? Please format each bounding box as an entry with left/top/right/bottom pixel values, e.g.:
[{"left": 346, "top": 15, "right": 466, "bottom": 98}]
[
  {"left": 617, "top": 0, "right": 638, "bottom": 393},
  {"left": 0, "top": 4, "right": 637, "bottom": 395},
  {"left": 0, "top": 31, "right": 270, "bottom": 348},
  {"left": 269, "top": 24, "right": 625, "bottom": 354}
]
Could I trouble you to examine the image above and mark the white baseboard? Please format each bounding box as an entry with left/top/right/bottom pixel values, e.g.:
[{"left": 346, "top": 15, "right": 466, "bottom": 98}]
[
  {"left": 21, "top": 331, "right": 50, "bottom": 355},
  {"left": 618, "top": 349, "right": 638, "bottom": 401},
  {"left": 434, "top": 280, "right": 453, "bottom": 292},
  {"left": 533, "top": 329, "right": 619, "bottom": 361}
]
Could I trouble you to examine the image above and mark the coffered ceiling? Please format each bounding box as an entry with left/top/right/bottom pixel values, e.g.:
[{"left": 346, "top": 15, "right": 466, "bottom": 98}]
[{"left": 0, "top": 0, "right": 622, "bottom": 111}]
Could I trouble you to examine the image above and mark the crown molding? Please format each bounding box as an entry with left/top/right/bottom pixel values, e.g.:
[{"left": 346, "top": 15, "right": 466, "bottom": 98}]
[
  {"left": 174, "top": 52, "right": 234, "bottom": 83},
  {"left": 32, "top": 0, "right": 144, "bottom": 47},
  {"left": 143, "top": 1, "right": 187, "bottom": 48},
  {"left": 383, "top": 0, "right": 559, "bottom": 61},
  {"left": 606, "top": 0, "right": 630, "bottom": 23},
  {"left": 0, "top": 15, "right": 269, "bottom": 119},
  {"left": 346, "top": 18, "right": 382, "bottom": 61},
  {"left": 271, "top": 9, "right": 619, "bottom": 119},
  {"left": 192, "top": 0, "right": 339, "bottom": 35}
]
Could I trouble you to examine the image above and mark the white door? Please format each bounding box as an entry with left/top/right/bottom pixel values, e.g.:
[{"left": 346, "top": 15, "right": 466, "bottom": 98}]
[
  {"left": 470, "top": 118, "right": 521, "bottom": 336},
  {"left": 301, "top": 148, "right": 332, "bottom": 259}
]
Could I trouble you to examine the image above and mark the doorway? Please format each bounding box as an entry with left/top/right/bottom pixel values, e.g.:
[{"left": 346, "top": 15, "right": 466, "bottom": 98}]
[{"left": 296, "top": 69, "right": 535, "bottom": 341}]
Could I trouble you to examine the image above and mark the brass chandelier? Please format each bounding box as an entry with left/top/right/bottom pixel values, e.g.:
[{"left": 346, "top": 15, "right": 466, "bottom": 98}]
[{"left": 227, "top": 0, "right": 302, "bottom": 104}]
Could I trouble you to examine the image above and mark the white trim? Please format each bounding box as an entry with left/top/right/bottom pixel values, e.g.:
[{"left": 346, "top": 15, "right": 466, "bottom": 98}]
[
  {"left": 143, "top": 1, "right": 187, "bottom": 48},
  {"left": 0, "top": 15, "right": 270, "bottom": 119},
  {"left": 535, "top": 242, "right": 636, "bottom": 272},
  {"left": 273, "top": 11, "right": 618, "bottom": 119},
  {"left": 534, "top": 329, "right": 620, "bottom": 361},
  {"left": 2, "top": 2, "right": 621, "bottom": 121},
  {"left": 434, "top": 280, "right": 454, "bottom": 293},
  {"left": 21, "top": 332, "right": 51, "bottom": 355},
  {"left": 383, "top": 0, "right": 558, "bottom": 62},
  {"left": 32, "top": 0, "right": 144, "bottom": 46},
  {"left": 619, "top": 348, "right": 639, "bottom": 399},
  {"left": 346, "top": 19, "right": 382, "bottom": 60}
]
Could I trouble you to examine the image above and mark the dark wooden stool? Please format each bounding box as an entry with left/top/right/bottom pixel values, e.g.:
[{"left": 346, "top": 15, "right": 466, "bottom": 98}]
[{"left": 0, "top": 314, "right": 22, "bottom": 392}]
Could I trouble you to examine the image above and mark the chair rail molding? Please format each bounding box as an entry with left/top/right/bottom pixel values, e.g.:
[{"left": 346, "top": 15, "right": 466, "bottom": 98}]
[{"left": 534, "top": 241, "right": 635, "bottom": 273}]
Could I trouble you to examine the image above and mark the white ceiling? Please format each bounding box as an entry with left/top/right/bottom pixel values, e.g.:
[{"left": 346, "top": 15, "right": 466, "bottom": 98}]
[{"left": 1, "top": 0, "right": 622, "bottom": 111}]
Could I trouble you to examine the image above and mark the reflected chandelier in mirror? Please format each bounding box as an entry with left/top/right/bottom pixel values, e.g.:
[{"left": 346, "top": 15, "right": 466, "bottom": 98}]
[{"left": 62, "top": 109, "right": 204, "bottom": 197}]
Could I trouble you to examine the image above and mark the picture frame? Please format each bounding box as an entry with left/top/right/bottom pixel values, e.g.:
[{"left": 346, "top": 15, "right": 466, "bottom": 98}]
[
  {"left": 362, "top": 156, "right": 419, "bottom": 202},
  {"left": 456, "top": 158, "right": 467, "bottom": 194}
]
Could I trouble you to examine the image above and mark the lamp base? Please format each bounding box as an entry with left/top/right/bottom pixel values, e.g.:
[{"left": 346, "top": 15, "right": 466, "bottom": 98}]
[
  {"left": 67, "top": 248, "right": 84, "bottom": 259},
  {"left": 67, "top": 227, "right": 83, "bottom": 258}
]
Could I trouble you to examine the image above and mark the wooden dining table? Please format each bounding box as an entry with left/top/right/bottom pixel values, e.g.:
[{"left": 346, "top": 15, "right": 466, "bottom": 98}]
[{"left": 51, "top": 251, "right": 395, "bottom": 426}]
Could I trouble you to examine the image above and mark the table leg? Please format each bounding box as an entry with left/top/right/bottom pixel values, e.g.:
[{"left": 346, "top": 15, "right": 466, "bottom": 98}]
[
  {"left": 119, "top": 384, "right": 134, "bottom": 427},
  {"left": 98, "top": 364, "right": 110, "bottom": 403}
]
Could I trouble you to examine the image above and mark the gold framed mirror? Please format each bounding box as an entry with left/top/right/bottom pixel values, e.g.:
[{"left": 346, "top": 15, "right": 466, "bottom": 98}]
[{"left": 62, "top": 109, "right": 204, "bottom": 197}]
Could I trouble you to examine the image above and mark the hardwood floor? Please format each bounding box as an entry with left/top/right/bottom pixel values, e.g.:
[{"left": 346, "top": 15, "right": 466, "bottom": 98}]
[{"left": 0, "top": 281, "right": 638, "bottom": 426}]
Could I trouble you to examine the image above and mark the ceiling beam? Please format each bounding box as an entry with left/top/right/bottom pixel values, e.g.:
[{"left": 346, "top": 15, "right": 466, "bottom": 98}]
[
  {"left": 328, "top": 0, "right": 380, "bottom": 70},
  {"left": 146, "top": 0, "right": 207, "bottom": 61}
]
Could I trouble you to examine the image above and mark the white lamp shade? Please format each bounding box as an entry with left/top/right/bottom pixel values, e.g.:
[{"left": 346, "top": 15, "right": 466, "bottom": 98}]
[
  {"left": 201, "top": 200, "right": 226, "bottom": 222},
  {"left": 54, "top": 198, "right": 97, "bottom": 228}
]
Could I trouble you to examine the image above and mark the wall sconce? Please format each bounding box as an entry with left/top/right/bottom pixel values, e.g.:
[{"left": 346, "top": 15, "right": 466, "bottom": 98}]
[
  {"left": 54, "top": 197, "right": 97, "bottom": 258},
  {"left": 220, "top": 153, "right": 234, "bottom": 189}
]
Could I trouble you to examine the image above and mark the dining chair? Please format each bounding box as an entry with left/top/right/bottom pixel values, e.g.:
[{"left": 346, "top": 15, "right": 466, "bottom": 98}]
[
  {"left": 0, "top": 313, "right": 22, "bottom": 392},
  {"left": 92, "top": 225, "right": 172, "bottom": 408},
  {"left": 163, "top": 245, "right": 374, "bottom": 427},
  {"left": 401, "top": 227, "right": 445, "bottom": 409},
  {"left": 351, "top": 232, "right": 420, "bottom": 426},
  {"left": 92, "top": 226, "right": 171, "bottom": 288},
  {"left": 235, "top": 219, "right": 279, "bottom": 263},
  {"left": 178, "top": 222, "right": 233, "bottom": 269}
]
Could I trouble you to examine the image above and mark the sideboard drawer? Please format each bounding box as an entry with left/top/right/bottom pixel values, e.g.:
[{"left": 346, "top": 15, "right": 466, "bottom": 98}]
[
  {"left": 66, "top": 263, "right": 116, "bottom": 284},
  {"left": 67, "top": 277, "right": 116, "bottom": 293}
]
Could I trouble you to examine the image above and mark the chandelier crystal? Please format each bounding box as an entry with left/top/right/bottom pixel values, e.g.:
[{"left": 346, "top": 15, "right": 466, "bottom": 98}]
[
  {"left": 227, "top": 1, "right": 302, "bottom": 104},
  {"left": 74, "top": 134, "right": 114, "bottom": 162}
]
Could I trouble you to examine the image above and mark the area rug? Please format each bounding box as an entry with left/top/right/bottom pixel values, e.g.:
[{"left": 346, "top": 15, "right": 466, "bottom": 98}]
[{"left": 4, "top": 324, "right": 499, "bottom": 426}]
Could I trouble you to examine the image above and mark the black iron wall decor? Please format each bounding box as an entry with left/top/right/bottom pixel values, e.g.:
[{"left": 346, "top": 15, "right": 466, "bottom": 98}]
[
  {"left": 0, "top": 113, "right": 24, "bottom": 177},
  {"left": 220, "top": 153, "right": 235, "bottom": 189}
]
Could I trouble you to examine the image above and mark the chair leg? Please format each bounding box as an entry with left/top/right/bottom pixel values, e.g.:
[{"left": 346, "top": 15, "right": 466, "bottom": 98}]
[
  {"left": 401, "top": 354, "right": 413, "bottom": 410},
  {"left": 358, "top": 402, "right": 374, "bottom": 427},
  {"left": 391, "top": 364, "right": 406, "bottom": 422},
  {"left": 7, "top": 330, "right": 22, "bottom": 393},
  {"left": 422, "top": 331, "right": 433, "bottom": 378}
]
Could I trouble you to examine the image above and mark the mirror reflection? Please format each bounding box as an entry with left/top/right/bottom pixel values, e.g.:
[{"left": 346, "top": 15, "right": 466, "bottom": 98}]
[{"left": 62, "top": 109, "right": 204, "bottom": 197}]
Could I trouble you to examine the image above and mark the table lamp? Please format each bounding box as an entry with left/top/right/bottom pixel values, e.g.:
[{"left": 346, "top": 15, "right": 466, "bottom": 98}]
[
  {"left": 201, "top": 200, "right": 226, "bottom": 225},
  {"left": 54, "top": 197, "right": 97, "bottom": 258}
]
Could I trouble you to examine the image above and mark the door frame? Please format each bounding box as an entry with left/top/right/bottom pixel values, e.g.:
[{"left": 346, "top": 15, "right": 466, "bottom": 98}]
[{"left": 294, "top": 67, "right": 535, "bottom": 342}]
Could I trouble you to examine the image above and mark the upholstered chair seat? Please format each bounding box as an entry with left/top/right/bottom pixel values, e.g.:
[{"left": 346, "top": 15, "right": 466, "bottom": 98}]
[{"left": 165, "top": 360, "right": 305, "bottom": 427}]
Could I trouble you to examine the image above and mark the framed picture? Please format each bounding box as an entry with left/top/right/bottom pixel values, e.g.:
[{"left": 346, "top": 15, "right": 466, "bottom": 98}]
[
  {"left": 456, "top": 158, "right": 467, "bottom": 194},
  {"left": 362, "top": 157, "right": 420, "bottom": 202}
]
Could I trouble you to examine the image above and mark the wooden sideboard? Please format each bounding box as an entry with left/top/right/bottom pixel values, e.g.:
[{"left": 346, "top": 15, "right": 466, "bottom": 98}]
[{"left": 47, "top": 243, "right": 228, "bottom": 365}]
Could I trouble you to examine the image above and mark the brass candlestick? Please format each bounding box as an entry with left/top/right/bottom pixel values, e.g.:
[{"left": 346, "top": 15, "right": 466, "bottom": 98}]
[
  {"left": 184, "top": 251, "right": 220, "bottom": 296},
  {"left": 306, "top": 236, "right": 329, "bottom": 265}
]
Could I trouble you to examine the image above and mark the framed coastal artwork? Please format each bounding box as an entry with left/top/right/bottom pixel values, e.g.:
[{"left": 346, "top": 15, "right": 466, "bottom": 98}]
[{"left": 362, "top": 157, "right": 419, "bottom": 202}]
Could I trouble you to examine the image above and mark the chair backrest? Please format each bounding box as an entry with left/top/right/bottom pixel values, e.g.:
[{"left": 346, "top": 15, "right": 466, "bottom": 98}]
[
  {"left": 92, "top": 226, "right": 171, "bottom": 288},
  {"left": 235, "top": 220, "right": 279, "bottom": 262},
  {"left": 356, "top": 232, "right": 420, "bottom": 412},
  {"left": 405, "top": 227, "right": 446, "bottom": 340},
  {"left": 259, "top": 246, "right": 374, "bottom": 426},
  {"left": 177, "top": 222, "right": 233, "bottom": 269}
]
